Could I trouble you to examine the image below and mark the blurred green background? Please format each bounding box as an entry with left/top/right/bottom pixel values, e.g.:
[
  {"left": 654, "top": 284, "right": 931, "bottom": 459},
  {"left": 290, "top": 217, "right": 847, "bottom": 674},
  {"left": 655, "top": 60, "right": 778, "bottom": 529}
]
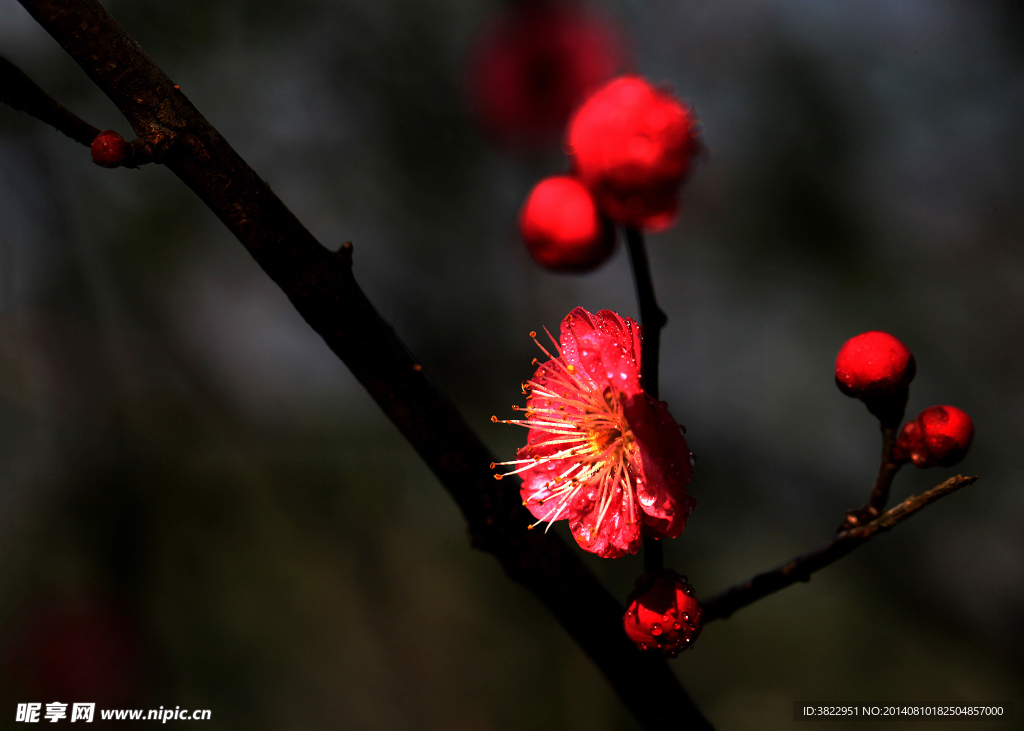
[{"left": 0, "top": 0, "right": 1021, "bottom": 729}]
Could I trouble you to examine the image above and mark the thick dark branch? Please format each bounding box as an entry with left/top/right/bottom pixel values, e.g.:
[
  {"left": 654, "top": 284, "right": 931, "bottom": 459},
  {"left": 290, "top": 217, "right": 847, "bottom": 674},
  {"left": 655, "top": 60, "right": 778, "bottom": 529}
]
[
  {"left": 702, "top": 474, "right": 978, "bottom": 622},
  {"left": 14, "top": 1, "right": 711, "bottom": 727},
  {"left": 0, "top": 53, "right": 99, "bottom": 145}
]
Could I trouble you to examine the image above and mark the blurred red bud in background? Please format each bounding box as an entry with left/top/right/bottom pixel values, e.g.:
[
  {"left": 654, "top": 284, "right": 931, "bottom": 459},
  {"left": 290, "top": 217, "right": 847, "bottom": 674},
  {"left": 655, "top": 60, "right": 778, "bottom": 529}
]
[
  {"left": 518, "top": 174, "right": 614, "bottom": 271},
  {"left": 465, "top": 1, "right": 628, "bottom": 149}
]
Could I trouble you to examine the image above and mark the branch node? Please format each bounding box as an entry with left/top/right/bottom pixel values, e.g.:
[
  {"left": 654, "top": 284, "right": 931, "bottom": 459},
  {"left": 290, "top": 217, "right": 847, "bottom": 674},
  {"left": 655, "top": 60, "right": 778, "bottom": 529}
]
[{"left": 337, "top": 241, "right": 354, "bottom": 267}]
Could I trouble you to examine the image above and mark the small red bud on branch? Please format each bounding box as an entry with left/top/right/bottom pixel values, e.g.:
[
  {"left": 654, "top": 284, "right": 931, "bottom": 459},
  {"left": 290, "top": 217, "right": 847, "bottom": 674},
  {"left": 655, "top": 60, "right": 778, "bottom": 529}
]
[
  {"left": 835, "top": 330, "right": 916, "bottom": 427},
  {"left": 623, "top": 570, "right": 703, "bottom": 657},
  {"left": 894, "top": 405, "right": 974, "bottom": 468},
  {"left": 91, "top": 129, "right": 127, "bottom": 168}
]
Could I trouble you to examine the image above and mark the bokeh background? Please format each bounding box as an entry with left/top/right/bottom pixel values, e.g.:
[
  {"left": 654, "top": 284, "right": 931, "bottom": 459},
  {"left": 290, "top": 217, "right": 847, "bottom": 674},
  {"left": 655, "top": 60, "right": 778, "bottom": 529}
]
[{"left": 0, "top": 0, "right": 1022, "bottom": 728}]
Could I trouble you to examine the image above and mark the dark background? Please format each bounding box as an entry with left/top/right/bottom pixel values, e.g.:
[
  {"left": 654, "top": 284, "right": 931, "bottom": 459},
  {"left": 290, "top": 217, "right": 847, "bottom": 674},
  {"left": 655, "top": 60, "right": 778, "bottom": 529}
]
[{"left": 0, "top": 0, "right": 1021, "bottom": 728}]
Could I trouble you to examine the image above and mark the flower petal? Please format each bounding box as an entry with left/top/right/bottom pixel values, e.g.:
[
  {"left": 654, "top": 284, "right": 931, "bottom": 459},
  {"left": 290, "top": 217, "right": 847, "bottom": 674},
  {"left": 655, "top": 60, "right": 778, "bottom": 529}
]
[
  {"left": 623, "top": 393, "right": 695, "bottom": 539},
  {"left": 561, "top": 307, "right": 642, "bottom": 396},
  {"left": 568, "top": 479, "right": 641, "bottom": 558}
]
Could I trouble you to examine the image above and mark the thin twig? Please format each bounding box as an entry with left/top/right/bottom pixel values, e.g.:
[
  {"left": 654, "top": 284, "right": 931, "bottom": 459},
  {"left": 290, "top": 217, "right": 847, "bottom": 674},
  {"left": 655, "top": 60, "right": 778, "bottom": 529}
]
[
  {"left": 866, "top": 425, "right": 900, "bottom": 514},
  {"left": 1, "top": 54, "right": 99, "bottom": 145},
  {"left": 14, "top": 1, "right": 712, "bottom": 728},
  {"left": 625, "top": 227, "right": 668, "bottom": 400},
  {"left": 840, "top": 425, "right": 901, "bottom": 529},
  {"left": 625, "top": 227, "right": 670, "bottom": 574},
  {"left": 701, "top": 474, "right": 978, "bottom": 622},
  {"left": 643, "top": 534, "right": 664, "bottom": 574}
]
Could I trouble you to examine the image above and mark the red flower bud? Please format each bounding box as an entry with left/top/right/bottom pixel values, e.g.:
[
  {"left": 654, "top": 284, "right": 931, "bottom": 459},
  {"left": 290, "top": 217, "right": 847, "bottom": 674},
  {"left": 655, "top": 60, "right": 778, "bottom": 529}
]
[
  {"left": 567, "top": 75, "right": 698, "bottom": 231},
  {"left": 466, "top": 3, "right": 627, "bottom": 148},
  {"left": 893, "top": 405, "right": 974, "bottom": 468},
  {"left": 91, "top": 130, "right": 127, "bottom": 168},
  {"left": 623, "top": 570, "right": 702, "bottom": 657},
  {"left": 834, "top": 331, "right": 916, "bottom": 426},
  {"left": 518, "top": 175, "right": 614, "bottom": 272}
]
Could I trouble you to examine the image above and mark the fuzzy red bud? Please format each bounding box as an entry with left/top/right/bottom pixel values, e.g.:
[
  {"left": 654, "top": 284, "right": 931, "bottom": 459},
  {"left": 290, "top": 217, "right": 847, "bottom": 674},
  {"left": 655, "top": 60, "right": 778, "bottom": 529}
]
[
  {"left": 518, "top": 175, "right": 615, "bottom": 272},
  {"left": 893, "top": 405, "right": 974, "bottom": 468},
  {"left": 567, "top": 75, "right": 698, "bottom": 231},
  {"left": 623, "top": 570, "right": 702, "bottom": 657},
  {"left": 91, "top": 130, "right": 127, "bottom": 168}
]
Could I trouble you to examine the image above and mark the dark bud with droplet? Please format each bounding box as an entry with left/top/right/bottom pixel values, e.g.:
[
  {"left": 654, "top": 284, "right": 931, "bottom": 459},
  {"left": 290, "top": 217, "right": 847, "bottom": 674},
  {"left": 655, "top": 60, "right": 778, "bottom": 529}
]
[{"left": 623, "top": 569, "right": 702, "bottom": 657}]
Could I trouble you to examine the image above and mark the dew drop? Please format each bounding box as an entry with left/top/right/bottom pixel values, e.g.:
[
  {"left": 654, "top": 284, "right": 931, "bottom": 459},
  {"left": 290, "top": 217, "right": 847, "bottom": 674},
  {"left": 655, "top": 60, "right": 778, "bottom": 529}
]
[{"left": 650, "top": 623, "right": 663, "bottom": 636}]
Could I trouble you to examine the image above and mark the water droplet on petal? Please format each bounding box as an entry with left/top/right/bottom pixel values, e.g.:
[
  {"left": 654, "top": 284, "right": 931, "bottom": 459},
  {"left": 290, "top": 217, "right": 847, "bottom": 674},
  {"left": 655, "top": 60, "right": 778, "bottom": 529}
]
[{"left": 650, "top": 623, "right": 663, "bottom": 636}]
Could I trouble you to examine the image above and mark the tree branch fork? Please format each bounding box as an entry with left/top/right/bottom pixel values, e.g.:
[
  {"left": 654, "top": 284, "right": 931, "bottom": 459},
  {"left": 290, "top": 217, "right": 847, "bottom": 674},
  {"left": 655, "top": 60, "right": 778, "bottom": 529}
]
[{"left": 2, "top": 46, "right": 190, "bottom": 168}]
